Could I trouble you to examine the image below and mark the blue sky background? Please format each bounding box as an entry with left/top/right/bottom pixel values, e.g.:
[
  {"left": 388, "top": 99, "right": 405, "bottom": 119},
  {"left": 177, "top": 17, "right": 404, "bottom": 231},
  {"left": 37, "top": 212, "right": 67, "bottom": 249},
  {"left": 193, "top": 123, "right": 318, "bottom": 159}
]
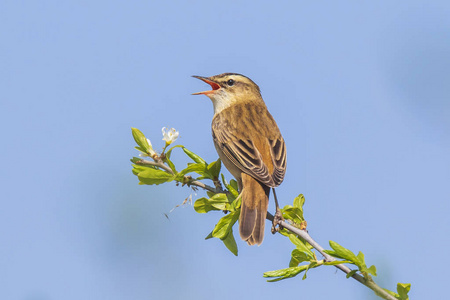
[{"left": 1, "top": 1, "right": 449, "bottom": 299}]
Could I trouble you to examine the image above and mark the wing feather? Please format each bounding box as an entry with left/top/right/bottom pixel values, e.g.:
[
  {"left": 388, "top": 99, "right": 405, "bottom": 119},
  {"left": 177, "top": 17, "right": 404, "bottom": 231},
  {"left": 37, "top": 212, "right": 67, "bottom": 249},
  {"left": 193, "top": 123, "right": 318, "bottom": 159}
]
[
  {"left": 212, "top": 102, "right": 286, "bottom": 187},
  {"left": 270, "top": 137, "right": 287, "bottom": 186}
]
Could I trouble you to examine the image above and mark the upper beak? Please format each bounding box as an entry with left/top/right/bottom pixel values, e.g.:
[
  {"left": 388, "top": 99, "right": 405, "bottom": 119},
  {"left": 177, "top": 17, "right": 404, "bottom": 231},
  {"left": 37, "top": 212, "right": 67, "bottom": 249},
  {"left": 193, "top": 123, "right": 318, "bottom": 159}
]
[{"left": 192, "top": 75, "right": 221, "bottom": 95}]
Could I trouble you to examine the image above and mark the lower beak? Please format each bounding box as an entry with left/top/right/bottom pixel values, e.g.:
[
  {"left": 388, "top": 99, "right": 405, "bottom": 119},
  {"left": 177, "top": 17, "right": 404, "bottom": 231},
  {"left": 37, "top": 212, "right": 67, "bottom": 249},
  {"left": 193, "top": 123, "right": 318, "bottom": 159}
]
[{"left": 192, "top": 75, "right": 221, "bottom": 95}]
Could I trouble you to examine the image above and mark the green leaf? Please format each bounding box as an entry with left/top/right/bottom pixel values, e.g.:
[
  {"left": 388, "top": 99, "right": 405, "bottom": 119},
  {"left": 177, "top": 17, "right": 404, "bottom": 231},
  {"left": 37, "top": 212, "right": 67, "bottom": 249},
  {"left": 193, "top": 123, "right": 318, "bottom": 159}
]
[
  {"left": 134, "top": 146, "right": 146, "bottom": 153},
  {"left": 207, "top": 158, "right": 222, "bottom": 179},
  {"left": 131, "top": 128, "right": 150, "bottom": 152},
  {"left": 282, "top": 207, "right": 304, "bottom": 224},
  {"left": 328, "top": 241, "right": 359, "bottom": 265},
  {"left": 194, "top": 197, "right": 220, "bottom": 213},
  {"left": 278, "top": 227, "right": 291, "bottom": 237},
  {"left": 205, "top": 231, "right": 213, "bottom": 240},
  {"left": 323, "top": 260, "right": 352, "bottom": 266},
  {"left": 397, "top": 283, "right": 411, "bottom": 300},
  {"left": 346, "top": 269, "right": 358, "bottom": 279},
  {"left": 182, "top": 147, "right": 207, "bottom": 165},
  {"left": 222, "top": 230, "right": 238, "bottom": 256},
  {"left": 134, "top": 166, "right": 173, "bottom": 185},
  {"left": 220, "top": 174, "right": 239, "bottom": 198},
  {"left": 173, "top": 173, "right": 186, "bottom": 183},
  {"left": 224, "top": 192, "right": 236, "bottom": 204},
  {"left": 209, "top": 193, "right": 229, "bottom": 210},
  {"left": 194, "top": 193, "right": 231, "bottom": 213},
  {"left": 179, "top": 163, "right": 207, "bottom": 176},
  {"left": 132, "top": 164, "right": 156, "bottom": 176},
  {"left": 164, "top": 156, "right": 177, "bottom": 173},
  {"left": 132, "top": 165, "right": 153, "bottom": 171},
  {"left": 227, "top": 194, "right": 241, "bottom": 212},
  {"left": 130, "top": 157, "right": 143, "bottom": 164},
  {"left": 209, "top": 193, "right": 228, "bottom": 202},
  {"left": 264, "top": 265, "right": 308, "bottom": 282},
  {"left": 356, "top": 251, "right": 365, "bottom": 266},
  {"left": 293, "top": 194, "right": 305, "bottom": 210},
  {"left": 212, "top": 211, "right": 239, "bottom": 239},
  {"left": 229, "top": 179, "right": 238, "bottom": 192},
  {"left": 302, "top": 261, "right": 318, "bottom": 280},
  {"left": 322, "top": 249, "right": 334, "bottom": 255},
  {"left": 289, "top": 234, "right": 314, "bottom": 258},
  {"left": 263, "top": 261, "right": 320, "bottom": 282},
  {"left": 366, "top": 265, "right": 377, "bottom": 277},
  {"left": 227, "top": 182, "right": 239, "bottom": 198},
  {"left": 221, "top": 173, "right": 228, "bottom": 186},
  {"left": 383, "top": 289, "right": 399, "bottom": 298},
  {"left": 289, "top": 249, "right": 312, "bottom": 267}
]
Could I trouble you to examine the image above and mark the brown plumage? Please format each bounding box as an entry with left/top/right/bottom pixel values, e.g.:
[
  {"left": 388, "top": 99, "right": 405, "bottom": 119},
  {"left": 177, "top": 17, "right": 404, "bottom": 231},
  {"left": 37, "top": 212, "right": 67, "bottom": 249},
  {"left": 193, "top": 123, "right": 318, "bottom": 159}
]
[{"left": 193, "top": 73, "right": 287, "bottom": 245}]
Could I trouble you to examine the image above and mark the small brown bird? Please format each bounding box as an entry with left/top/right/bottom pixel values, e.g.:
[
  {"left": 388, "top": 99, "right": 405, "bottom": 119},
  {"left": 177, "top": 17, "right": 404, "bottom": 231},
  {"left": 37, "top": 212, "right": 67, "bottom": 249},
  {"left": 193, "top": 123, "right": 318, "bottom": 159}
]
[{"left": 193, "top": 73, "right": 287, "bottom": 245}]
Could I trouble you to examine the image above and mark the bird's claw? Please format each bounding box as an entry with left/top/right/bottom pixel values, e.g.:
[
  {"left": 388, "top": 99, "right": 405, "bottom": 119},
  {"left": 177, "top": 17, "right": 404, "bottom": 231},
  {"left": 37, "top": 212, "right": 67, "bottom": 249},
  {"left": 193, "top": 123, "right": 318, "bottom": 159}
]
[{"left": 271, "top": 208, "right": 284, "bottom": 234}]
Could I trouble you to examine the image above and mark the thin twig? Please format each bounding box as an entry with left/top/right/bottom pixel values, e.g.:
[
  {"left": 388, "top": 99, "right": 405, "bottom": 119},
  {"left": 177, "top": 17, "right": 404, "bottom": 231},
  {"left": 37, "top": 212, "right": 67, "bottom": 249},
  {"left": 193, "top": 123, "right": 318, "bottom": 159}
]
[
  {"left": 266, "top": 212, "right": 397, "bottom": 300},
  {"left": 137, "top": 158, "right": 172, "bottom": 173},
  {"left": 190, "top": 179, "right": 222, "bottom": 193}
]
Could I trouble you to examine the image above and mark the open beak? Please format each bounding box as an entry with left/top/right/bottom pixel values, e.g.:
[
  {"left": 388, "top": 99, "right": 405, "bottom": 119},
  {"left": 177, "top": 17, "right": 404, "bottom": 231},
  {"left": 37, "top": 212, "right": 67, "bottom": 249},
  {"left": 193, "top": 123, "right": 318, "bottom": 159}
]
[{"left": 192, "top": 75, "right": 221, "bottom": 95}]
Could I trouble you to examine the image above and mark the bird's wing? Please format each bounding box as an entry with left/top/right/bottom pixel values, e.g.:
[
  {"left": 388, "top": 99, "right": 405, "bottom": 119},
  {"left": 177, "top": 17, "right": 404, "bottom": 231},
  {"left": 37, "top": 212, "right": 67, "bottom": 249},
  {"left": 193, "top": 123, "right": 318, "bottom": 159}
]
[
  {"left": 212, "top": 103, "right": 286, "bottom": 187},
  {"left": 268, "top": 136, "right": 287, "bottom": 186},
  {"left": 214, "top": 132, "right": 275, "bottom": 186}
]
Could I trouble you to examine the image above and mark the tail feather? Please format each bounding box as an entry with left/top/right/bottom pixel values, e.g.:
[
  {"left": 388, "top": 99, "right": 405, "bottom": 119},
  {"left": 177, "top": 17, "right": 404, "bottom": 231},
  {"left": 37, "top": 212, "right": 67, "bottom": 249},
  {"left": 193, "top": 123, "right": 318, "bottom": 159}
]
[{"left": 239, "top": 173, "right": 270, "bottom": 246}]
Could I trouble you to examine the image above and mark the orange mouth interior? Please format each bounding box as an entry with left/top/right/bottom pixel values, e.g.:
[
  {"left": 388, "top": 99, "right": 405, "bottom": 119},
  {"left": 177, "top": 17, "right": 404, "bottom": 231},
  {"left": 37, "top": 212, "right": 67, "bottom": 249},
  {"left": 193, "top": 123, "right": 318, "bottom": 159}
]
[{"left": 192, "top": 78, "right": 220, "bottom": 95}]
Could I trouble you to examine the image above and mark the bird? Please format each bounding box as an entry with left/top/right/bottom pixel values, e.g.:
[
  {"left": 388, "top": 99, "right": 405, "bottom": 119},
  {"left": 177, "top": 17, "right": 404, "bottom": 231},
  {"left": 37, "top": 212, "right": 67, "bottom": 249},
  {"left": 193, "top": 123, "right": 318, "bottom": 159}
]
[{"left": 192, "top": 73, "right": 287, "bottom": 246}]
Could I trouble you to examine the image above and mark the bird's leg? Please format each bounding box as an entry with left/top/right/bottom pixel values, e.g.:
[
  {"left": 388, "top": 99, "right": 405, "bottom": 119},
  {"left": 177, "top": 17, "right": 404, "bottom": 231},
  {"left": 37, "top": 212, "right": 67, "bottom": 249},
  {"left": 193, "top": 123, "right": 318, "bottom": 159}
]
[{"left": 271, "top": 188, "right": 284, "bottom": 234}]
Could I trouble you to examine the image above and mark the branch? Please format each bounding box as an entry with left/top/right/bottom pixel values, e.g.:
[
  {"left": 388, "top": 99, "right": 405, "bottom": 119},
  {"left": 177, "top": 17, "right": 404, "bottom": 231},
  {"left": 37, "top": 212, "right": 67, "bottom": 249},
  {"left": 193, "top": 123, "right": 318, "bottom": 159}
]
[
  {"left": 190, "top": 179, "right": 223, "bottom": 193},
  {"left": 136, "top": 158, "right": 223, "bottom": 194},
  {"left": 267, "top": 212, "right": 397, "bottom": 300},
  {"left": 131, "top": 128, "right": 406, "bottom": 300},
  {"left": 136, "top": 158, "right": 172, "bottom": 173}
]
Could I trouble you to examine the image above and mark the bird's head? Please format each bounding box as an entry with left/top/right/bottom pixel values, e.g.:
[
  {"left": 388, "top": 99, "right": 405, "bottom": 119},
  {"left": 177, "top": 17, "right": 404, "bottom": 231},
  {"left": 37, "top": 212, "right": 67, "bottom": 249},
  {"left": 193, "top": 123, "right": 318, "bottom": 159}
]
[{"left": 192, "top": 73, "right": 262, "bottom": 114}]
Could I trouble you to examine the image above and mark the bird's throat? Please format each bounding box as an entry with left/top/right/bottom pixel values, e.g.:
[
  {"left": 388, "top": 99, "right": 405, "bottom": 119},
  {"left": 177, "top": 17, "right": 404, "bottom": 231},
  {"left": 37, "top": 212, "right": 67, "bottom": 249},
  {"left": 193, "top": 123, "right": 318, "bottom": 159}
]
[{"left": 211, "top": 94, "right": 264, "bottom": 116}]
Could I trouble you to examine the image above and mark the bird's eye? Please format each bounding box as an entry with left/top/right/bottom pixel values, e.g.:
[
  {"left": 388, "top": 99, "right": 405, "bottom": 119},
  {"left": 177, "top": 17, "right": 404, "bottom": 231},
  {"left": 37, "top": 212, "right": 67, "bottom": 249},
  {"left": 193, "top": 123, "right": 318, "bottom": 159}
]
[{"left": 227, "top": 79, "right": 235, "bottom": 86}]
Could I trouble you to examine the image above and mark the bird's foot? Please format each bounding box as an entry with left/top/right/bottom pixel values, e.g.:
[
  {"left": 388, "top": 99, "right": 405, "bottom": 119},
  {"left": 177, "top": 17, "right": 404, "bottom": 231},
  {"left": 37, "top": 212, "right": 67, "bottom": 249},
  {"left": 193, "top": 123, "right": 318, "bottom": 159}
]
[{"left": 271, "top": 207, "right": 284, "bottom": 234}]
